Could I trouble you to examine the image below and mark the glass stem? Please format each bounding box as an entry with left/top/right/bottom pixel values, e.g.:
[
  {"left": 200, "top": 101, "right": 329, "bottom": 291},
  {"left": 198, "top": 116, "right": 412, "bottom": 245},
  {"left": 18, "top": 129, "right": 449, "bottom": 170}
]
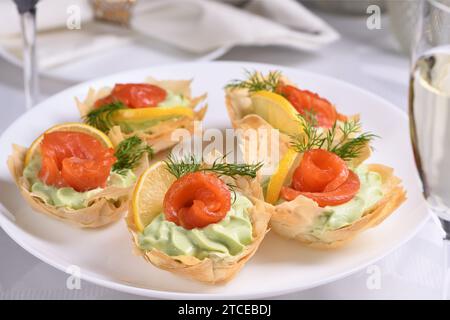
[{"left": 20, "top": 10, "right": 39, "bottom": 110}]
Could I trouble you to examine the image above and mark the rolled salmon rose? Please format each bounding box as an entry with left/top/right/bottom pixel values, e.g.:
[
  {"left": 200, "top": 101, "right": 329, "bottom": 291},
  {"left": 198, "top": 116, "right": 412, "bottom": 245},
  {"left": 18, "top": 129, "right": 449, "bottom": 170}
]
[
  {"left": 163, "top": 172, "right": 232, "bottom": 230},
  {"left": 280, "top": 149, "right": 361, "bottom": 207},
  {"left": 38, "top": 131, "right": 117, "bottom": 191}
]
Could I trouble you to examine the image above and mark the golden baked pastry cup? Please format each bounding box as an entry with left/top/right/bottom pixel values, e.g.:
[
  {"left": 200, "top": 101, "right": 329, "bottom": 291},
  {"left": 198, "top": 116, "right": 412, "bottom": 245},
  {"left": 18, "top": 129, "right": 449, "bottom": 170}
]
[
  {"left": 8, "top": 144, "right": 149, "bottom": 228},
  {"left": 126, "top": 172, "right": 273, "bottom": 284},
  {"left": 271, "top": 164, "right": 406, "bottom": 249}
]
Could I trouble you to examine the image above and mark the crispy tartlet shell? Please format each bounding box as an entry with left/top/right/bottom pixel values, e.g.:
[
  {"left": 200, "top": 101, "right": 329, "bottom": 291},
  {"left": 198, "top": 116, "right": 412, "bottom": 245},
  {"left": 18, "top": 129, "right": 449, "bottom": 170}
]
[
  {"left": 230, "top": 105, "right": 405, "bottom": 249},
  {"left": 271, "top": 164, "right": 407, "bottom": 249},
  {"left": 126, "top": 172, "right": 273, "bottom": 284},
  {"left": 8, "top": 144, "right": 149, "bottom": 228}
]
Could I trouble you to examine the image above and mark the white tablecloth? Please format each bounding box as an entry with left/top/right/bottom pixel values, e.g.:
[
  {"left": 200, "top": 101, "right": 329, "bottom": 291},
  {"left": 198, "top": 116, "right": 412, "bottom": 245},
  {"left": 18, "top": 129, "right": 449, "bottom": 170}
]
[{"left": 0, "top": 11, "right": 444, "bottom": 300}]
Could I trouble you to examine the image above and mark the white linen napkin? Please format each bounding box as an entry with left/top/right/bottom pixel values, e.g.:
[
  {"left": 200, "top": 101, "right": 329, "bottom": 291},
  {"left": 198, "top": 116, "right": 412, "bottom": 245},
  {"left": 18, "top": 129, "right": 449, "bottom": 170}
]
[
  {"left": 131, "top": 0, "right": 339, "bottom": 53},
  {"left": 0, "top": 0, "right": 339, "bottom": 70}
]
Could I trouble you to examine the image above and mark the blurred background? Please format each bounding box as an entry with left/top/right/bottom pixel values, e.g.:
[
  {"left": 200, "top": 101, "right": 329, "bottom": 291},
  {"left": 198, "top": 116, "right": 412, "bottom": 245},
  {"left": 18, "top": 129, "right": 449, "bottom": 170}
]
[
  {"left": 0, "top": 1, "right": 416, "bottom": 96},
  {"left": 2, "top": 0, "right": 448, "bottom": 299}
]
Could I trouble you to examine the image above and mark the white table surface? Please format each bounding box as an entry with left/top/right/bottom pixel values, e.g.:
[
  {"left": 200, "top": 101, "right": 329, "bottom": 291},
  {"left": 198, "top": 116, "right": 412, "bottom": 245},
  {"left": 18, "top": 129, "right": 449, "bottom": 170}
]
[{"left": 0, "top": 11, "right": 444, "bottom": 300}]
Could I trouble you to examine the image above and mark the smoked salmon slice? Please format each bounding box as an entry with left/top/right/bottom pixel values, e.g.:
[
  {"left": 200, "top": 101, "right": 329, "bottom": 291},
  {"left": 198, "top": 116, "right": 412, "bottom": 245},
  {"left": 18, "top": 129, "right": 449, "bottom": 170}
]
[
  {"left": 281, "top": 149, "right": 360, "bottom": 207},
  {"left": 277, "top": 84, "right": 347, "bottom": 128},
  {"left": 163, "top": 172, "right": 231, "bottom": 229},
  {"left": 39, "top": 131, "right": 116, "bottom": 192},
  {"left": 94, "top": 83, "right": 167, "bottom": 109}
]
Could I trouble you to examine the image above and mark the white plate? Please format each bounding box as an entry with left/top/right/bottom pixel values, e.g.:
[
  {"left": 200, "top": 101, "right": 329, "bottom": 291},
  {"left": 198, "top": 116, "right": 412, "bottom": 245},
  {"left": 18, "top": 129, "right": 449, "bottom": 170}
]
[{"left": 0, "top": 61, "right": 429, "bottom": 299}]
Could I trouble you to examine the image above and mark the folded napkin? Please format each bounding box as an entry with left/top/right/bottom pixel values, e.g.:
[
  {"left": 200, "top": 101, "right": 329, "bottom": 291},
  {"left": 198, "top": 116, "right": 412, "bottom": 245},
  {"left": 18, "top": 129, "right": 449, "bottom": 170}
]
[
  {"left": 0, "top": 0, "right": 339, "bottom": 70},
  {"left": 132, "top": 0, "right": 339, "bottom": 53}
]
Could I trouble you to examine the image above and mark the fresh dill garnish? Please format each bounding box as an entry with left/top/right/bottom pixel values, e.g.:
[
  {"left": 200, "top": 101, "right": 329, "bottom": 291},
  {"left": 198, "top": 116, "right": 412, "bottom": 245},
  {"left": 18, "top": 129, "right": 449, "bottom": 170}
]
[
  {"left": 290, "top": 114, "right": 378, "bottom": 161},
  {"left": 290, "top": 114, "right": 325, "bottom": 153},
  {"left": 164, "top": 154, "right": 201, "bottom": 179},
  {"left": 225, "top": 70, "right": 282, "bottom": 92},
  {"left": 206, "top": 156, "right": 263, "bottom": 178},
  {"left": 331, "top": 132, "right": 378, "bottom": 161},
  {"left": 164, "top": 153, "right": 263, "bottom": 180},
  {"left": 112, "top": 136, "right": 153, "bottom": 173},
  {"left": 84, "top": 101, "right": 125, "bottom": 133}
]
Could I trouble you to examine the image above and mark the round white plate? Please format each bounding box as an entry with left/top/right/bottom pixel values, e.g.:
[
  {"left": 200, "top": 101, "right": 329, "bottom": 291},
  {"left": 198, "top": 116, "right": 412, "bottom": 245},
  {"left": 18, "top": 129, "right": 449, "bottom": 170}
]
[{"left": 0, "top": 61, "right": 428, "bottom": 299}]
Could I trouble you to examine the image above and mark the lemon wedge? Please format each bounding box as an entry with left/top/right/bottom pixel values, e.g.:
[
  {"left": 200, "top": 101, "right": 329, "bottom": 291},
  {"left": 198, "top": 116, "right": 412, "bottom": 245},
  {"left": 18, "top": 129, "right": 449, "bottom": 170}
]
[
  {"left": 112, "top": 106, "right": 194, "bottom": 123},
  {"left": 132, "top": 161, "right": 176, "bottom": 232},
  {"left": 265, "top": 148, "right": 300, "bottom": 204},
  {"left": 24, "top": 122, "right": 113, "bottom": 166},
  {"left": 250, "top": 90, "right": 302, "bottom": 136}
]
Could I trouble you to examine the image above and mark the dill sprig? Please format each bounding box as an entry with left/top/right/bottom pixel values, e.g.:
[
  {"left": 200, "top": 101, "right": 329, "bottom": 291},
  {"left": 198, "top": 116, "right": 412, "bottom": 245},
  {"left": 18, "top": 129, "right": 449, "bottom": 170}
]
[
  {"left": 331, "top": 132, "right": 377, "bottom": 161},
  {"left": 290, "top": 114, "right": 325, "bottom": 153},
  {"left": 112, "top": 136, "right": 154, "bottom": 173},
  {"left": 164, "top": 154, "right": 201, "bottom": 179},
  {"left": 164, "top": 153, "right": 263, "bottom": 180},
  {"left": 290, "top": 114, "right": 378, "bottom": 161},
  {"left": 84, "top": 101, "right": 124, "bottom": 133},
  {"left": 225, "top": 70, "right": 282, "bottom": 92},
  {"left": 206, "top": 156, "right": 263, "bottom": 178}
]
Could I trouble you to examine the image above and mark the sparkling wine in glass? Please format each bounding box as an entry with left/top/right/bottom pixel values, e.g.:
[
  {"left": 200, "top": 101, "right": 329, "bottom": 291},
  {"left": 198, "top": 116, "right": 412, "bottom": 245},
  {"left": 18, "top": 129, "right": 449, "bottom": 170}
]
[
  {"left": 409, "top": 0, "right": 450, "bottom": 299},
  {"left": 13, "top": 0, "right": 39, "bottom": 110}
]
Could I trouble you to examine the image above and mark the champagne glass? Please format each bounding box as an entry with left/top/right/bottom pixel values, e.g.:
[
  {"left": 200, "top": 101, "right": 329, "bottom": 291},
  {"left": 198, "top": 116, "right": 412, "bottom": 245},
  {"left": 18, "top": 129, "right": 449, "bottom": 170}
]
[
  {"left": 409, "top": 0, "right": 450, "bottom": 299},
  {"left": 13, "top": 0, "right": 39, "bottom": 110}
]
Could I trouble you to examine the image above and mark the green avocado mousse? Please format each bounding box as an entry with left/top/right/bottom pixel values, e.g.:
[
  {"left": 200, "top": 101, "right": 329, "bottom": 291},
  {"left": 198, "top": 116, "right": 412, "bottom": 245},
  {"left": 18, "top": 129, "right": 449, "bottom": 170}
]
[
  {"left": 7, "top": 123, "right": 153, "bottom": 228},
  {"left": 77, "top": 79, "right": 207, "bottom": 155},
  {"left": 309, "top": 165, "right": 384, "bottom": 235},
  {"left": 266, "top": 115, "right": 406, "bottom": 249},
  {"left": 137, "top": 193, "right": 254, "bottom": 260},
  {"left": 23, "top": 155, "right": 136, "bottom": 210},
  {"left": 126, "top": 155, "right": 273, "bottom": 284}
]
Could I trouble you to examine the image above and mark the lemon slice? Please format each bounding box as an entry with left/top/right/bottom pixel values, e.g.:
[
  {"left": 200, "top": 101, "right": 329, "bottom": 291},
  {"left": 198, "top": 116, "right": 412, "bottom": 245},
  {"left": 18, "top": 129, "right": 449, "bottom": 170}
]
[
  {"left": 112, "top": 106, "right": 194, "bottom": 123},
  {"left": 266, "top": 148, "right": 300, "bottom": 204},
  {"left": 132, "top": 161, "right": 176, "bottom": 232},
  {"left": 250, "top": 91, "right": 302, "bottom": 136},
  {"left": 24, "top": 122, "right": 113, "bottom": 166}
]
